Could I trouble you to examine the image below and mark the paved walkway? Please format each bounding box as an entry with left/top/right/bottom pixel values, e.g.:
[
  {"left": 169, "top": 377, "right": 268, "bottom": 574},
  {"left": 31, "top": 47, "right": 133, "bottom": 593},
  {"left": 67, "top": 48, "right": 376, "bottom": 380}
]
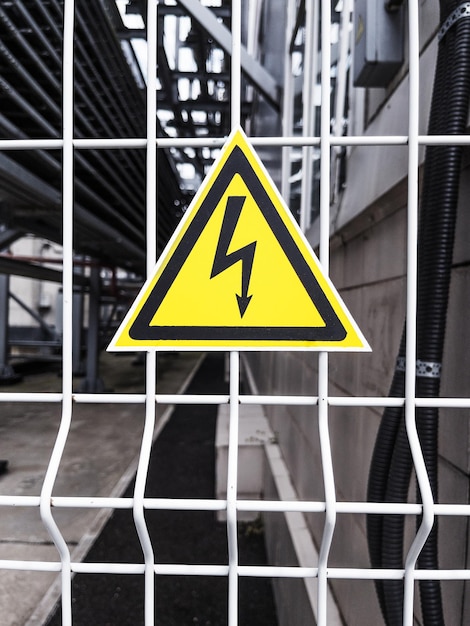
[
  {"left": 0, "top": 352, "right": 203, "bottom": 626},
  {"left": 45, "top": 353, "right": 277, "bottom": 626}
]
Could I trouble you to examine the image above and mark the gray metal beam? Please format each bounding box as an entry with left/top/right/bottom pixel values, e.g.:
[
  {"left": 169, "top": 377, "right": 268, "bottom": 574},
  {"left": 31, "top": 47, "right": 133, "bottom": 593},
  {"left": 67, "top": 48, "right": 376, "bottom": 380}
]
[
  {"left": 0, "top": 257, "right": 89, "bottom": 287},
  {"left": 0, "top": 229, "right": 22, "bottom": 251},
  {"left": 0, "top": 274, "right": 9, "bottom": 373},
  {"left": 79, "top": 265, "right": 104, "bottom": 392},
  {"left": 176, "top": 0, "right": 281, "bottom": 111},
  {"left": 0, "top": 153, "right": 60, "bottom": 208},
  {"left": 8, "top": 291, "right": 58, "bottom": 340},
  {"left": 0, "top": 150, "right": 146, "bottom": 270},
  {"left": 0, "top": 273, "right": 21, "bottom": 382}
]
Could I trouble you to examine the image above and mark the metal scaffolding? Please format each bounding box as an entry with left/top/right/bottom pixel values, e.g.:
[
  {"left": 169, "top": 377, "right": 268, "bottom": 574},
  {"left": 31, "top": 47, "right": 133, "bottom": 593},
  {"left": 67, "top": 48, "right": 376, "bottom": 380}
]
[{"left": 0, "top": 0, "right": 283, "bottom": 382}]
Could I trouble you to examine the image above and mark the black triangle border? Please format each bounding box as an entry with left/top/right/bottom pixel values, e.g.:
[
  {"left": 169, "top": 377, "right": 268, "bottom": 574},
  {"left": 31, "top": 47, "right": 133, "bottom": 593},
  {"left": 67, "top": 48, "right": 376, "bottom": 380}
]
[{"left": 129, "top": 145, "right": 347, "bottom": 343}]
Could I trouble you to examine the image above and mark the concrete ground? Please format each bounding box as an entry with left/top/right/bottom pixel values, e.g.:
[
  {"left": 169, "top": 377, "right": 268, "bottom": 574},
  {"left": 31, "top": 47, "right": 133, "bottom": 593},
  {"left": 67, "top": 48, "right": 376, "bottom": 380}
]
[{"left": 0, "top": 351, "right": 204, "bottom": 626}]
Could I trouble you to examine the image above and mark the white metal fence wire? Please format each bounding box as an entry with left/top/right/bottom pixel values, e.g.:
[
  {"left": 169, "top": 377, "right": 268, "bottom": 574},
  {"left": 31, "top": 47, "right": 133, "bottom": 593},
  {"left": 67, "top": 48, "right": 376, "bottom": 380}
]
[{"left": 1, "top": 1, "right": 470, "bottom": 625}]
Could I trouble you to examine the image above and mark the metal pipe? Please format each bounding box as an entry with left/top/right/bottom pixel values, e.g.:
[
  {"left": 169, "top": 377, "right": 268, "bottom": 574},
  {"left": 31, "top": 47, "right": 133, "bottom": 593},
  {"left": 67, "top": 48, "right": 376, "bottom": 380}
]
[
  {"left": 231, "top": 0, "right": 242, "bottom": 128},
  {"left": 281, "top": 0, "right": 296, "bottom": 201},
  {"left": 300, "top": 0, "right": 319, "bottom": 232},
  {"left": 1, "top": 0, "right": 150, "bottom": 256},
  {"left": 35, "top": 0, "right": 147, "bottom": 212}
]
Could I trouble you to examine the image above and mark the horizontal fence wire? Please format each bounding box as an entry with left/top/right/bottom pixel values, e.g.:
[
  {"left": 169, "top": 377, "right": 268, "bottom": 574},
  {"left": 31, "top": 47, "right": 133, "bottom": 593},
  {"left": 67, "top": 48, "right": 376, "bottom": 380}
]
[
  {"left": 2, "top": 559, "right": 470, "bottom": 582},
  {"left": 2, "top": 135, "right": 470, "bottom": 151},
  {"left": 2, "top": 392, "right": 470, "bottom": 407},
  {"left": 3, "top": 494, "right": 470, "bottom": 517}
]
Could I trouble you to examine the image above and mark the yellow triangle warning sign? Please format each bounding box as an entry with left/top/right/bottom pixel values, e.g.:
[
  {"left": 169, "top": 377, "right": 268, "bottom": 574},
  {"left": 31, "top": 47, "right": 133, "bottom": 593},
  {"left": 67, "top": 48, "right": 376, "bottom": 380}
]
[{"left": 108, "top": 127, "right": 370, "bottom": 351}]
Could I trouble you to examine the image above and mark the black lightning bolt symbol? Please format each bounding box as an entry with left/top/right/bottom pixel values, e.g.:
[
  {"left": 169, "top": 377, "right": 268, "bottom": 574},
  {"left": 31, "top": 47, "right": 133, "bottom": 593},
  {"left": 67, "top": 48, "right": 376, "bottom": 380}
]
[{"left": 210, "top": 195, "right": 257, "bottom": 318}]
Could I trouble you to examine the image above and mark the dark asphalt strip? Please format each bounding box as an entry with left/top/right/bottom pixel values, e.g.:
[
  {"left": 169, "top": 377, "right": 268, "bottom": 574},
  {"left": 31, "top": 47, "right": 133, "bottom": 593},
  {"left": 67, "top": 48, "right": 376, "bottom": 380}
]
[{"left": 46, "top": 353, "right": 278, "bottom": 626}]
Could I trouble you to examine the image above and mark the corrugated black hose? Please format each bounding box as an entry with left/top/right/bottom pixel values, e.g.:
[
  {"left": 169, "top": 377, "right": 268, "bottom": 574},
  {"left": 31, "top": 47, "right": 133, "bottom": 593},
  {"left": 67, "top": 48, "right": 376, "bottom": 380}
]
[{"left": 366, "top": 2, "right": 470, "bottom": 624}]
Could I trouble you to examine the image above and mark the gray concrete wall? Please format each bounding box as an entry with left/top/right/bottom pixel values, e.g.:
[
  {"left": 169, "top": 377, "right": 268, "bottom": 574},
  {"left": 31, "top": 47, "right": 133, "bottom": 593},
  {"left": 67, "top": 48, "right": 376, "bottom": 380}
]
[
  {"left": 248, "top": 156, "right": 470, "bottom": 622},
  {"left": 246, "top": 17, "right": 470, "bottom": 619},
  {"left": 244, "top": 2, "right": 470, "bottom": 622}
]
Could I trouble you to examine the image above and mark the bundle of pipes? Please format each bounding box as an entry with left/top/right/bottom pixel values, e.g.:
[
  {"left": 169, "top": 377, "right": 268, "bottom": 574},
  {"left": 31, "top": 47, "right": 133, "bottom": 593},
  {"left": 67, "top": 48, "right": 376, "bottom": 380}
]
[{"left": 0, "top": 0, "right": 184, "bottom": 274}]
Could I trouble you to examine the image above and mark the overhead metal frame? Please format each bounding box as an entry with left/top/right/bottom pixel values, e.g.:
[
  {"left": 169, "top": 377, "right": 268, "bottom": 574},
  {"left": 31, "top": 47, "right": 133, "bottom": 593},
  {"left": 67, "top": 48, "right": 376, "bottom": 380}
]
[
  {"left": 0, "top": 0, "right": 282, "bottom": 276},
  {"left": 124, "top": 0, "right": 281, "bottom": 192},
  {"left": 175, "top": 0, "right": 280, "bottom": 110},
  {"left": 0, "top": 0, "right": 185, "bottom": 274},
  {"left": 0, "top": 0, "right": 282, "bottom": 382}
]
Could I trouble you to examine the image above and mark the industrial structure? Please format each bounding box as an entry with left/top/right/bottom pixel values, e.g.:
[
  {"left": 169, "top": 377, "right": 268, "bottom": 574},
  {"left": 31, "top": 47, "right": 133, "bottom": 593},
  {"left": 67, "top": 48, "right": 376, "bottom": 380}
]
[{"left": 1, "top": 1, "right": 470, "bottom": 625}]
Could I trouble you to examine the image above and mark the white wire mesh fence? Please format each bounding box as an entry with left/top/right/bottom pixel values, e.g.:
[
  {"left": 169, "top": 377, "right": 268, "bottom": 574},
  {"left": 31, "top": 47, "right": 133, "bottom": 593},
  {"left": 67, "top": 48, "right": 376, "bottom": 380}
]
[{"left": 1, "top": 1, "right": 470, "bottom": 625}]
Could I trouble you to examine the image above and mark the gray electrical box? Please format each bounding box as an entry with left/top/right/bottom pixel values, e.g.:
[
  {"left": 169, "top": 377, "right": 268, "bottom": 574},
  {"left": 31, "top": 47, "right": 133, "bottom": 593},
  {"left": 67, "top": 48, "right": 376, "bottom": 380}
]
[{"left": 353, "top": 0, "right": 404, "bottom": 88}]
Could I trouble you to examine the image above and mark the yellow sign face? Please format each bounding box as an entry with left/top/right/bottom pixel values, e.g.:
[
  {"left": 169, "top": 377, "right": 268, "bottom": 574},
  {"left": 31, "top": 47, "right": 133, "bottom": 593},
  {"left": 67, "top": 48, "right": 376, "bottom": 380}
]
[{"left": 108, "top": 127, "right": 370, "bottom": 351}]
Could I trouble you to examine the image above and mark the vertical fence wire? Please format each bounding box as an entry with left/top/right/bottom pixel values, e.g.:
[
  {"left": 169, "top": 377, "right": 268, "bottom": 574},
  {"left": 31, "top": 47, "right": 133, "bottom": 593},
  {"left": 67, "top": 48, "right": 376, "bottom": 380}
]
[
  {"left": 227, "top": 351, "right": 241, "bottom": 626},
  {"left": 38, "top": 1, "right": 75, "bottom": 624},
  {"left": 132, "top": 1, "right": 158, "bottom": 624},
  {"left": 403, "top": 1, "right": 436, "bottom": 623},
  {"left": 316, "top": 1, "right": 336, "bottom": 624},
  {"left": 227, "top": 2, "right": 242, "bottom": 623}
]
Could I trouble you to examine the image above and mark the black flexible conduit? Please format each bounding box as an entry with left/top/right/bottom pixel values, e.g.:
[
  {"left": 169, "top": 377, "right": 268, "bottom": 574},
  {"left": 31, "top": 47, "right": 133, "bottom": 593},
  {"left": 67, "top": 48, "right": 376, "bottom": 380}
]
[{"left": 366, "top": 2, "right": 470, "bottom": 624}]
